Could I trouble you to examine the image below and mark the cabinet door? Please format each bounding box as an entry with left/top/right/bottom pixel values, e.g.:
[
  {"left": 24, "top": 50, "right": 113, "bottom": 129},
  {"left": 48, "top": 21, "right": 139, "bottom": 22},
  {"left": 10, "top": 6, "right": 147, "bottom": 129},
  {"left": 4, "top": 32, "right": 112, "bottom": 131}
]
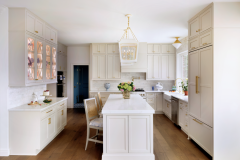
[
  {"left": 107, "top": 116, "right": 128, "bottom": 153},
  {"left": 107, "top": 44, "right": 119, "bottom": 54},
  {"left": 156, "top": 93, "right": 162, "bottom": 111},
  {"left": 189, "top": 17, "right": 199, "bottom": 39},
  {"left": 199, "top": 47, "right": 213, "bottom": 127},
  {"left": 129, "top": 116, "right": 150, "bottom": 153},
  {"left": 153, "top": 44, "right": 161, "bottom": 53},
  {"left": 26, "top": 12, "right": 35, "bottom": 34},
  {"left": 56, "top": 109, "right": 62, "bottom": 132},
  {"left": 189, "top": 50, "right": 201, "bottom": 119},
  {"left": 107, "top": 55, "right": 114, "bottom": 79},
  {"left": 199, "top": 30, "right": 212, "bottom": 47},
  {"left": 199, "top": 8, "right": 212, "bottom": 33},
  {"left": 40, "top": 117, "right": 48, "bottom": 147},
  {"left": 161, "top": 44, "right": 169, "bottom": 54},
  {"left": 113, "top": 55, "right": 121, "bottom": 79},
  {"left": 168, "top": 45, "right": 175, "bottom": 53},
  {"left": 45, "top": 44, "right": 52, "bottom": 82},
  {"left": 36, "top": 39, "right": 44, "bottom": 83},
  {"left": 189, "top": 37, "right": 199, "bottom": 51},
  {"left": 168, "top": 55, "right": 175, "bottom": 80},
  {"left": 45, "top": 26, "right": 51, "bottom": 42},
  {"left": 153, "top": 55, "right": 161, "bottom": 79},
  {"left": 189, "top": 116, "right": 213, "bottom": 156},
  {"left": 147, "top": 55, "right": 154, "bottom": 79},
  {"left": 62, "top": 108, "right": 67, "bottom": 126},
  {"left": 178, "top": 105, "right": 184, "bottom": 127},
  {"left": 92, "top": 55, "right": 98, "bottom": 79},
  {"left": 92, "top": 44, "right": 106, "bottom": 53},
  {"left": 98, "top": 55, "right": 106, "bottom": 79},
  {"left": 47, "top": 114, "right": 56, "bottom": 139},
  {"left": 147, "top": 44, "right": 154, "bottom": 54},
  {"left": 161, "top": 55, "right": 168, "bottom": 80},
  {"left": 35, "top": 19, "right": 44, "bottom": 38},
  {"left": 50, "top": 29, "right": 57, "bottom": 44},
  {"left": 51, "top": 46, "right": 57, "bottom": 80}
]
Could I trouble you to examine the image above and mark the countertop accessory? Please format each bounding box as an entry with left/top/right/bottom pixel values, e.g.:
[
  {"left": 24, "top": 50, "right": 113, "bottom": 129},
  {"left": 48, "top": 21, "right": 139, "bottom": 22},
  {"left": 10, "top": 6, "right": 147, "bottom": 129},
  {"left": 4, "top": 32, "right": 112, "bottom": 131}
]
[
  {"left": 28, "top": 92, "right": 39, "bottom": 105},
  {"left": 181, "top": 78, "right": 188, "bottom": 96},
  {"left": 43, "top": 99, "right": 52, "bottom": 103},
  {"left": 155, "top": 82, "right": 163, "bottom": 91},
  {"left": 152, "top": 86, "right": 154, "bottom": 91},
  {"left": 104, "top": 83, "right": 111, "bottom": 91},
  {"left": 118, "top": 81, "right": 135, "bottom": 99}
]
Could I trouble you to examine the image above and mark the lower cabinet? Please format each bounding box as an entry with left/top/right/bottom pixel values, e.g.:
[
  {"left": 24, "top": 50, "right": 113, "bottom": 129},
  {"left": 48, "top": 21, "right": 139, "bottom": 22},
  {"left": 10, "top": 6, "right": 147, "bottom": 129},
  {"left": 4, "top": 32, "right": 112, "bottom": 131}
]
[
  {"left": 106, "top": 115, "right": 151, "bottom": 154},
  {"left": 163, "top": 100, "right": 171, "bottom": 119},
  {"left": 9, "top": 99, "right": 68, "bottom": 155},
  {"left": 178, "top": 100, "right": 189, "bottom": 134},
  {"left": 189, "top": 115, "right": 213, "bottom": 156},
  {"left": 146, "top": 92, "right": 163, "bottom": 113}
]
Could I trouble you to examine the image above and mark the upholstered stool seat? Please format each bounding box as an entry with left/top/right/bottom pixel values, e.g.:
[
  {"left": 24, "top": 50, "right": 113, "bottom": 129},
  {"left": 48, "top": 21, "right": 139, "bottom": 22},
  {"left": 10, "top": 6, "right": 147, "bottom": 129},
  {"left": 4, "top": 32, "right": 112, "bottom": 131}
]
[{"left": 90, "top": 118, "right": 103, "bottom": 128}]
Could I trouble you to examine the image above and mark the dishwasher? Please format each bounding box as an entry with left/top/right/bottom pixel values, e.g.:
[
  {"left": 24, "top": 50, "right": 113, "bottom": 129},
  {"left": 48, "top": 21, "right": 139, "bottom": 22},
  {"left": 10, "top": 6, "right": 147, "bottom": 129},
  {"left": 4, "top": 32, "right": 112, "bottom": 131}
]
[{"left": 171, "top": 96, "right": 179, "bottom": 125}]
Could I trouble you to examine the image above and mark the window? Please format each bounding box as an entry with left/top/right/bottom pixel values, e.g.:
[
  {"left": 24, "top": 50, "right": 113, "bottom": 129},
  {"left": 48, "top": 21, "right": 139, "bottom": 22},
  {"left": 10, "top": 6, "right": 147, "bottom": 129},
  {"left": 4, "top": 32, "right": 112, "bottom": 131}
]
[{"left": 182, "top": 54, "right": 188, "bottom": 80}]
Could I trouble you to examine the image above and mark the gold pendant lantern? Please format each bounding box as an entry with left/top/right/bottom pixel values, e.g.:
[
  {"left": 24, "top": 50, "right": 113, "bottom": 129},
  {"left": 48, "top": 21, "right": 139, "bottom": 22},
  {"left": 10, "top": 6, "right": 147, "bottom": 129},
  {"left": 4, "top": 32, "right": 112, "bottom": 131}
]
[{"left": 119, "top": 14, "right": 139, "bottom": 66}]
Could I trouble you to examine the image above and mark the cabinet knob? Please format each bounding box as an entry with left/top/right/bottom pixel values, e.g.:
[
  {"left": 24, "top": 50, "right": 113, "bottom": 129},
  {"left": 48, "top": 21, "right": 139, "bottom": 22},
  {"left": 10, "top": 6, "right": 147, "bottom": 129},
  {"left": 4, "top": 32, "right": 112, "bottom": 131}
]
[
  {"left": 35, "top": 31, "right": 38, "bottom": 33},
  {"left": 35, "top": 79, "right": 38, "bottom": 80},
  {"left": 191, "top": 47, "right": 195, "bottom": 50},
  {"left": 48, "top": 118, "right": 51, "bottom": 124},
  {"left": 98, "top": 77, "right": 100, "bottom": 78},
  {"left": 51, "top": 78, "right": 54, "bottom": 79},
  {"left": 51, "top": 39, "right": 53, "bottom": 41},
  {"left": 113, "top": 51, "right": 115, "bottom": 53}
]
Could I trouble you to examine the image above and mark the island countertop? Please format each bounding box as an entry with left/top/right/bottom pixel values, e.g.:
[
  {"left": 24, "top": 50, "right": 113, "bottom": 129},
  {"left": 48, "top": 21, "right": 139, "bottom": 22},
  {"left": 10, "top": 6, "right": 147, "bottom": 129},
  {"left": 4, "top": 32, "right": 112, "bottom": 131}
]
[{"left": 102, "top": 94, "right": 155, "bottom": 114}]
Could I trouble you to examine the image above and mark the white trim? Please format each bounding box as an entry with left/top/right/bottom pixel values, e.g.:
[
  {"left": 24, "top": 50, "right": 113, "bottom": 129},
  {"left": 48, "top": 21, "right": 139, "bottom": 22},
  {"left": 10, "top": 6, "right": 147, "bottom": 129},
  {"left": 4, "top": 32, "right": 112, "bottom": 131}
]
[
  {"left": 70, "top": 63, "right": 90, "bottom": 108},
  {"left": 0, "top": 149, "right": 10, "bottom": 156},
  {"left": 177, "top": 50, "right": 188, "bottom": 55},
  {"left": 0, "top": 5, "right": 7, "bottom": 14}
]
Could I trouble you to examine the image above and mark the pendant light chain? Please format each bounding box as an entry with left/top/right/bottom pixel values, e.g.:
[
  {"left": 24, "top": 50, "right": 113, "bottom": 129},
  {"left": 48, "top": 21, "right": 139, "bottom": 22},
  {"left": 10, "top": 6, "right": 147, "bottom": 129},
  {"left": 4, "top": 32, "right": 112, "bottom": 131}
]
[{"left": 119, "top": 15, "right": 138, "bottom": 42}]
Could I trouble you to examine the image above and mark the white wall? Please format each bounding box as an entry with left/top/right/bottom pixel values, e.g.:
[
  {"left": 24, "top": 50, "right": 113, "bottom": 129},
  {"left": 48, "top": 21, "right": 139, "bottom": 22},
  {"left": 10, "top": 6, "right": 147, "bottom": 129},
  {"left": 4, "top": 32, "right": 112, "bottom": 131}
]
[
  {"left": 67, "top": 45, "right": 90, "bottom": 108},
  {"left": 213, "top": 2, "right": 240, "bottom": 160},
  {"left": 0, "top": 5, "right": 9, "bottom": 156}
]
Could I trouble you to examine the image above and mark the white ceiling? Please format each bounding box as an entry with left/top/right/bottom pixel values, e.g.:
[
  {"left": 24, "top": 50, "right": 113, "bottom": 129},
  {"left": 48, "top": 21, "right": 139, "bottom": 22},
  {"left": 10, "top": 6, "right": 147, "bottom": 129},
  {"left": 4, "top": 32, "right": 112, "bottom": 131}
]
[{"left": 1, "top": 0, "right": 238, "bottom": 46}]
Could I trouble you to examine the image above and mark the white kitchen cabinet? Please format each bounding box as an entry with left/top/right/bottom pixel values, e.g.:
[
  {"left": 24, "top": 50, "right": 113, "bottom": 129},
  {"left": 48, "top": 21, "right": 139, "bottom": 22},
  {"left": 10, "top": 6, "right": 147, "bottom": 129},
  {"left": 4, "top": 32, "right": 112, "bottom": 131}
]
[
  {"left": 199, "top": 8, "right": 212, "bottom": 34},
  {"left": 147, "top": 55, "right": 161, "bottom": 80},
  {"left": 9, "top": 99, "right": 68, "bottom": 155},
  {"left": 146, "top": 92, "right": 163, "bottom": 113},
  {"left": 189, "top": 17, "right": 200, "bottom": 39},
  {"left": 26, "top": 12, "right": 44, "bottom": 38},
  {"left": 189, "top": 47, "right": 213, "bottom": 127},
  {"left": 92, "top": 54, "right": 106, "bottom": 80},
  {"left": 9, "top": 8, "right": 58, "bottom": 86},
  {"left": 45, "top": 24, "right": 57, "bottom": 44},
  {"left": 107, "top": 44, "right": 119, "bottom": 54},
  {"left": 189, "top": 36, "right": 199, "bottom": 51},
  {"left": 161, "top": 55, "right": 168, "bottom": 80},
  {"left": 199, "top": 30, "right": 212, "bottom": 47},
  {"left": 164, "top": 100, "right": 171, "bottom": 119},
  {"left": 178, "top": 101, "right": 189, "bottom": 134},
  {"left": 147, "top": 44, "right": 161, "bottom": 54},
  {"left": 58, "top": 54, "right": 67, "bottom": 71},
  {"left": 107, "top": 54, "right": 121, "bottom": 79},
  {"left": 189, "top": 115, "right": 213, "bottom": 156},
  {"left": 161, "top": 44, "right": 175, "bottom": 54},
  {"left": 107, "top": 116, "right": 129, "bottom": 153},
  {"left": 161, "top": 55, "right": 176, "bottom": 80},
  {"left": 92, "top": 44, "right": 106, "bottom": 53}
]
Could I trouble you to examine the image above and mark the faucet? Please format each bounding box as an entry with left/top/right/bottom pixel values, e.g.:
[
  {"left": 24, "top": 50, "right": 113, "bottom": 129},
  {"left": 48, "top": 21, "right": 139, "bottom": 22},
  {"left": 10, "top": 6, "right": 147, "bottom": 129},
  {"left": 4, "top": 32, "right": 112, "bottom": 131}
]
[
  {"left": 132, "top": 77, "right": 140, "bottom": 82},
  {"left": 175, "top": 78, "right": 184, "bottom": 93}
]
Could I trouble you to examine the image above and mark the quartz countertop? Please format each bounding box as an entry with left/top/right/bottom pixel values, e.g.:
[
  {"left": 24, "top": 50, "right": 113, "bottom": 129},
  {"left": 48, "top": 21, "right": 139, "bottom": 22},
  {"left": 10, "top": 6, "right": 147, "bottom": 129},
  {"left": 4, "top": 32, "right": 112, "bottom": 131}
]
[
  {"left": 90, "top": 90, "right": 121, "bottom": 92},
  {"left": 145, "top": 90, "right": 168, "bottom": 93},
  {"left": 9, "top": 97, "right": 68, "bottom": 112},
  {"left": 102, "top": 94, "right": 155, "bottom": 114},
  {"left": 164, "top": 92, "right": 188, "bottom": 103}
]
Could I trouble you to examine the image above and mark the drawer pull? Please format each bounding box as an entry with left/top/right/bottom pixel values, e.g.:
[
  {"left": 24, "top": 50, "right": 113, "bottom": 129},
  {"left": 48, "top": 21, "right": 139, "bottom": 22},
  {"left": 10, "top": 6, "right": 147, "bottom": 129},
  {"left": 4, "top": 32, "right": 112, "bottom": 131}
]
[
  {"left": 185, "top": 125, "right": 188, "bottom": 127},
  {"left": 185, "top": 105, "right": 188, "bottom": 107},
  {"left": 191, "top": 47, "right": 196, "bottom": 50},
  {"left": 46, "top": 110, "right": 52, "bottom": 113},
  {"left": 186, "top": 114, "right": 187, "bottom": 116},
  {"left": 51, "top": 39, "right": 53, "bottom": 41},
  {"left": 62, "top": 110, "right": 63, "bottom": 115},
  {"left": 48, "top": 118, "right": 51, "bottom": 124},
  {"left": 193, "top": 119, "right": 202, "bottom": 125},
  {"left": 35, "top": 31, "right": 38, "bottom": 33}
]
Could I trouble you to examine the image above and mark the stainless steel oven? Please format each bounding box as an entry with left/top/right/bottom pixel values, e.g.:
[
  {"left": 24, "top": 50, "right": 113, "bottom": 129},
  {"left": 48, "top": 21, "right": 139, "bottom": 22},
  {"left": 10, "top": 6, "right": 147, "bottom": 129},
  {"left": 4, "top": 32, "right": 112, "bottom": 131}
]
[{"left": 171, "top": 97, "right": 179, "bottom": 125}]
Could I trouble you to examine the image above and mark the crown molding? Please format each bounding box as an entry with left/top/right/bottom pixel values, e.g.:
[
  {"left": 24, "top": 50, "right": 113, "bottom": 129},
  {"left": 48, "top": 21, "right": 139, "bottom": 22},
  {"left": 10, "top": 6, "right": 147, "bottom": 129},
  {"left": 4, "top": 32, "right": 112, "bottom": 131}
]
[{"left": 0, "top": 5, "right": 7, "bottom": 14}]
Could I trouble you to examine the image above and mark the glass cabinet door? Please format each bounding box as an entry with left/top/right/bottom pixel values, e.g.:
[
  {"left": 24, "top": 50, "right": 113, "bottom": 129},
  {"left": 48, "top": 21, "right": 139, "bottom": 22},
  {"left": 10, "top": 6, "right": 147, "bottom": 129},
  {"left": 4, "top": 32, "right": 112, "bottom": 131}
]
[
  {"left": 36, "top": 40, "right": 43, "bottom": 81},
  {"left": 46, "top": 44, "right": 52, "bottom": 80},
  {"left": 52, "top": 47, "right": 57, "bottom": 80},
  {"left": 27, "top": 37, "right": 35, "bottom": 82}
]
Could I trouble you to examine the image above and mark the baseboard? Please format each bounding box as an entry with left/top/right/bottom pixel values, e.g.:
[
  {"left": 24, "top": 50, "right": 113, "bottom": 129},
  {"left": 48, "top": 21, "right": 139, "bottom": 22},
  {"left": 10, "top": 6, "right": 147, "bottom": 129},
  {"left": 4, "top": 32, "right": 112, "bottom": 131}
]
[
  {"left": 102, "top": 154, "right": 155, "bottom": 160},
  {"left": 0, "top": 149, "right": 10, "bottom": 156}
]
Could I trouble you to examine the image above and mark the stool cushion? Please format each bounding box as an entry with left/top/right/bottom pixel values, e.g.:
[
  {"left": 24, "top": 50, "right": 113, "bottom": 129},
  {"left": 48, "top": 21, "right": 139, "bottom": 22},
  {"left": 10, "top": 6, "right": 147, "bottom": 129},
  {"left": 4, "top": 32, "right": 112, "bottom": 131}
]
[{"left": 90, "top": 118, "right": 103, "bottom": 128}]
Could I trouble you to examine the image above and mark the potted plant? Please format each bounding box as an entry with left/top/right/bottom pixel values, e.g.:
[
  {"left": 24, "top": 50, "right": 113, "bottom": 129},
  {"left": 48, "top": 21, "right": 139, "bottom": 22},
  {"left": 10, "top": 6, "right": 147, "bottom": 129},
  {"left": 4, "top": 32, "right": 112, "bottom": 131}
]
[
  {"left": 117, "top": 82, "right": 136, "bottom": 99},
  {"left": 181, "top": 78, "right": 188, "bottom": 96}
]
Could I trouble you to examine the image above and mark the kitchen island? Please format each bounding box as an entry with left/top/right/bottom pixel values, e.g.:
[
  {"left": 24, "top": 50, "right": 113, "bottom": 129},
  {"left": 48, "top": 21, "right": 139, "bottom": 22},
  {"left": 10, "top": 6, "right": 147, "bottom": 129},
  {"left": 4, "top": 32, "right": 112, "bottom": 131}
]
[{"left": 102, "top": 94, "right": 155, "bottom": 160}]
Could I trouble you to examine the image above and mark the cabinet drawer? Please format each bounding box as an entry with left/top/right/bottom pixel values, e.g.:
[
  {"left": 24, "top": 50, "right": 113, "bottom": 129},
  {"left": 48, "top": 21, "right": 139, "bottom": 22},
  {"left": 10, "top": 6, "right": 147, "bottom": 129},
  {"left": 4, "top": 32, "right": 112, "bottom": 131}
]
[
  {"left": 199, "top": 30, "right": 212, "bottom": 47},
  {"left": 146, "top": 93, "right": 155, "bottom": 98},
  {"left": 41, "top": 106, "right": 55, "bottom": 119},
  {"left": 147, "top": 98, "right": 154, "bottom": 103},
  {"left": 189, "top": 116, "right": 213, "bottom": 156},
  {"left": 189, "top": 37, "right": 199, "bottom": 51}
]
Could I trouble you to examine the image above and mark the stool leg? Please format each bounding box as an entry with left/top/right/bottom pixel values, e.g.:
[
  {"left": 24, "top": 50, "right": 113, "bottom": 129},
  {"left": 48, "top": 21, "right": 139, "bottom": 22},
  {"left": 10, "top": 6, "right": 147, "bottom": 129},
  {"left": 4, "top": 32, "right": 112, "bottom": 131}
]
[{"left": 85, "top": 127, "right": 90, "bottom": 150}]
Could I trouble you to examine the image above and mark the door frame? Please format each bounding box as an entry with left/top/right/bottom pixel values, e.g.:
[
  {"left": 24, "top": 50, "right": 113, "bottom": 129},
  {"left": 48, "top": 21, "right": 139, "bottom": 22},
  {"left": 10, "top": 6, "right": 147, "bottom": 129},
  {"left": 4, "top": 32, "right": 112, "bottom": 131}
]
[{"left": 71, "top": 63, "right": 90, "bottom": 108}]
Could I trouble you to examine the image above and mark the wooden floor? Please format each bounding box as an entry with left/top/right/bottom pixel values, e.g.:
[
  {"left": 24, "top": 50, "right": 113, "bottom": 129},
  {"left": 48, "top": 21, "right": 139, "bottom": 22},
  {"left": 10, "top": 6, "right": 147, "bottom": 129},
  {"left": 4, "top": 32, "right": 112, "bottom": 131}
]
[{"left": 0, "top": 109, "right": 212, "bottom": 160}]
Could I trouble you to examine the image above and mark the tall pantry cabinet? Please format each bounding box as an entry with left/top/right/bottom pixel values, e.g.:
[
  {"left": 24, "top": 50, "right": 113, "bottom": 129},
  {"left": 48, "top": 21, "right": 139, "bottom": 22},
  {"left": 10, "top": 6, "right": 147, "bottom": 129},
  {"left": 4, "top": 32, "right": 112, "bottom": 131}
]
[
  {"left": 9, "top": 8, "right": 58, "bottom": 86},
  {"left": 188, "top": 4, "right": 213, "bottom": 156}
]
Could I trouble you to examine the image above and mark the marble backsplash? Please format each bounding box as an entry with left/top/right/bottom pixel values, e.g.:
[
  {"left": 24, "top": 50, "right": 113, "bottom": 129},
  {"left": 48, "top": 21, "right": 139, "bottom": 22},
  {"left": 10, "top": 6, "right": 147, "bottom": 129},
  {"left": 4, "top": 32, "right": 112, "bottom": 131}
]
[
  {"left": 8, "top": 85, "right": 46, "bottom": 109},
  {"left": 91, "top": 73, "right": 175, "bottom": 91}
]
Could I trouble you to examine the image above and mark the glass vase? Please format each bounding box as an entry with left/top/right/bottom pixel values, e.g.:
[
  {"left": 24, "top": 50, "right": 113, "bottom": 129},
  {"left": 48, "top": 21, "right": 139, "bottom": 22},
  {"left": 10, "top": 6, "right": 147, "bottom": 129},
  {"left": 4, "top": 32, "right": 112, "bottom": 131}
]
[{"left": 123, "top": 90, "right": 130, "bottom": 99}]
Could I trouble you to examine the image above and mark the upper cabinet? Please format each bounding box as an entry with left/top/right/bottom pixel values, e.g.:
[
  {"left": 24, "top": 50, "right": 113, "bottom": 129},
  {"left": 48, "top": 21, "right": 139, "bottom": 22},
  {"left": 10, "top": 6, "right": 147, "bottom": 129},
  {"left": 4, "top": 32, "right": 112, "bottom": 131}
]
[
  {"left": 147, "top": 44, "right": 161, "bottom": 54},
  {"left": 9, "top": 8, "right": 58, "bottom": 86},
  {"left": 161, "top": 44, "right": 175, "bottom": 54},
  {"left": 26, "top": 12, "right": 44, "bottom": 38},
  {"left": 45, "top": 25, "right": 57, "bottom": 44},
  {"left": 188, "top": 6, "right": 213, "bottom": 51},
  {"left": 92, "top": 44, "right": 106, "bottom": 54},
  {"left": 107, "top": 44, "right": 119, "bottom": 54}
]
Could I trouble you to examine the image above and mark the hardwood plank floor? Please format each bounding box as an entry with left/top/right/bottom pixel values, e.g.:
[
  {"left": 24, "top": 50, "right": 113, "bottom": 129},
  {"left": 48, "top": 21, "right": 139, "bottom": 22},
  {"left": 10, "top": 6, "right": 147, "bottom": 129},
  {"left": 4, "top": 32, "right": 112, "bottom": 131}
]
[{"left": 0, "top": 109, "right": 212, "bottom": 160}]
